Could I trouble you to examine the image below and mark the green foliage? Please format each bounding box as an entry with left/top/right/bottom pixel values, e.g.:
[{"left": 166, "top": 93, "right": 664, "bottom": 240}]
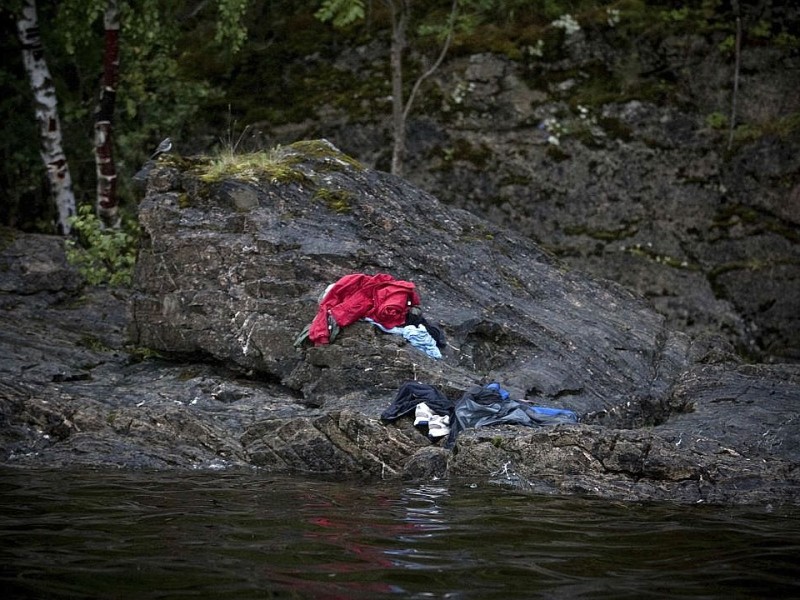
[
  {"left": 115, "top": 0, "right": 220, "bottom": 158},
  {"left": 774, "top": 31, "right": 800, "bottom": 50},
  {"left": 2, "top": 0, "right": 249, "bottom": 234},
  {"left": 65, "top": 205, "right": 137, "bottom": 286},
  {"left": 661, "top": 7, "right": 689, "bottom": 22},
  {"left": 750, "top": 19, "right": 771, "bottom": 39},
  {"left": 315, "top": 0, "right": 365, "bottom": 28},
  {"left": 718, "top": 34, "right": 735, "bottom": 54},
  {"left": 215, "top": 0, "right": 250, "bottom": 52},
  {"left": 706, "top": 111, "right": 728, "bottom": 129},
  {"left": 56, "top": 0, "right": 107, "bottom": 56},
  {"left": 199, "top": 147, "right": 309, "bottom": 185},
  {"left": 0, "top": 58, "right": 53, "bottom": 231}
]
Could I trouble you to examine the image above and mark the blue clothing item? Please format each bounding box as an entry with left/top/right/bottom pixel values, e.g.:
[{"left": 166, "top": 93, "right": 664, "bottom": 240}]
[
  {"left": 444, "top": 384, "right": 579, "bottom": 448},
  {"left": 475, "top": 384, "right": 577, "bottom": 423},
  {"left": 526, "top": 406, "right": 579, "bottom": 421},
  {"left": 364, "top": 318, "right": 442, "bottom": 359},
  {"left": 485, "top": 382, "right": 510, "bottom": 400}
]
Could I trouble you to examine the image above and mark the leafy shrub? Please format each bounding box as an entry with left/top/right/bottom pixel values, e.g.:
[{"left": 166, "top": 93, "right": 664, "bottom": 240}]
[
  {"left": 706, "top": 111, "right": 728, "bottom": 129},
  {"left": 65, "top": 205, "right": 137, "bottom": 286}
]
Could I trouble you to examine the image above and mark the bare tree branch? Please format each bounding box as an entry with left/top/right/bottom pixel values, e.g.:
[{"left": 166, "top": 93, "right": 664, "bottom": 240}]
[{"left": 403, "top": 0, "right": 458, "bottom": 123}]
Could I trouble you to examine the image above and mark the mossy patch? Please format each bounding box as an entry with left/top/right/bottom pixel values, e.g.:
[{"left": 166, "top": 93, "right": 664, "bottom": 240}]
[
  {"left": 314, "top": 188, "right": 353, "bottom": 213},
  {"left": 451, "top": 138, "right": 493, "bottom": 168},
  {"left": 125, "top": 346, "right": 166, "bottom": 363},
  {"left": 726, "top": 111, "right": 800, "bottom": 153},
  {"left": 289, "top": 140, "right": 365, "bottom": 172},
  {"left": 185, "top": 139, "right": 369, "bottom": 219},
  {"left": 707, "top": 258, "right": 798, "bottom": 300},
  {"left": 196, "top": 148, "right": 309, "bottom": 185},
  {"left": 155, "top": 154, "right": 200, "bottom": 171},
  {"left": 597, "top": 116, "right": 633, "bottom": 142},
  {"left": 192, "top": 139, "right": 363, "bottom": 188},
  {"left": 77, "top": 335, "right": 112, "bottom": 353}
]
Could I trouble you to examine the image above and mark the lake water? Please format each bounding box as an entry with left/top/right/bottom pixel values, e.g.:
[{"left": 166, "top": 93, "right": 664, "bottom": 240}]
[{"left": 1, "top": 467, "right": 798, "bottom": 599}]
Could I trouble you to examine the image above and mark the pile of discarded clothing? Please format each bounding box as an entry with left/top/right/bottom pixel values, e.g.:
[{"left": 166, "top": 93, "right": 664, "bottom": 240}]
[
  {"left": 381, "top": 382, "right": 579, "bottom": 448},
  {"left": 297, "top": 273, "right": 446, "bottom": 359}
]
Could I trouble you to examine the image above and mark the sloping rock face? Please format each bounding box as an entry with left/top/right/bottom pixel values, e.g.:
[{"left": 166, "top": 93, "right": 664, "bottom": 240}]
[
  {"left": 407, "top": 50, "right": 800, "bottom": 363},
  {"left": 129, "top": 140, "right": 690, "bottom": 416},
  {"left": 1, "top": 144, "right": 798, "bottom": 506},
  {"left": 124, "top": 141, "right": 798, "bottom": 504},
  {"left": 261, "top": 27, "right": 800, "bottom": 363}
]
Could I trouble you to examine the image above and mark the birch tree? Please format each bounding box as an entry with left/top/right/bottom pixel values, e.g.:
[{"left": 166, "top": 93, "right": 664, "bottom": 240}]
[
  {"left": 95, "top": 0, "right": 121, "bottom": 229},
  {"left": 16, "top": 0, "right": 76, "bottom": 235},
  {"left": 60, "top": 0, "right": 250, "bottom": 229}
]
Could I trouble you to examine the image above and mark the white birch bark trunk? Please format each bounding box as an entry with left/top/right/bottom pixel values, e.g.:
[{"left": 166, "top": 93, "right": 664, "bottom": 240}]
[
  {"left": 17, "top": 0, "right": 76, "bottom": 235},
  {"left": 95, "top": 0, "right": 121, "bottom": 228}
]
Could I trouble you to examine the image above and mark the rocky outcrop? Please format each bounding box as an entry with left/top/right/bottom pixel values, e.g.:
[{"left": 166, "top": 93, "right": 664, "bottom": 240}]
[
  {"left": 129, "top": 140, "right": 691, "bottom": 418},
  {"left": 0, "top": 144, "right": 797, "bottom": 506},
  {"left": 261, "top": 24, "right": 800, "bottom": 364}
]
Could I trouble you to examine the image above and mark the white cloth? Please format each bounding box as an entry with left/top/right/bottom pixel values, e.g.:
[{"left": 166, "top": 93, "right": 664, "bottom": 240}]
[
  {"left": 414, "top": 402, "right": 434, "bottom": 426},
  {"left": 414, "top": 403, "right": 450, "bottom": 438}
]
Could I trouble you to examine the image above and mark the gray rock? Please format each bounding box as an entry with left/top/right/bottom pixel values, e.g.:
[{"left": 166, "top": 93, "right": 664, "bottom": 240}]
[
  {"left": 0, "top": 142, "right": 797, "bottom": 507},
  {"left": 129, "top": 141, "right": 690, "bottom": 418},
  {"left": 0, "top": 227, "right": 83, "bottom": 296},
  {"left": 265, "top": 36, "right": 800, "bottom": 364}
]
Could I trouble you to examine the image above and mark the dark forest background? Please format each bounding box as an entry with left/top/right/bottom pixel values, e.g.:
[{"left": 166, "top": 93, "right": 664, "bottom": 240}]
[{"left": 3, "top": 0, "right": 795, "bottom": 232}]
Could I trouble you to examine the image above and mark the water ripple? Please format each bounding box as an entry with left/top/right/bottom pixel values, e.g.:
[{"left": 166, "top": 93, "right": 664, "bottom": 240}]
[{"left": 1, "top": 468, "right": 798, "bottom": 599}]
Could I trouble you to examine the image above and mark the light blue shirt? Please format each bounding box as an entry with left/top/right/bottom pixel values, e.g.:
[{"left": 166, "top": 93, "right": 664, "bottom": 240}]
[{"left": 364, "top": 318, "right": 442, "bottom": 359}]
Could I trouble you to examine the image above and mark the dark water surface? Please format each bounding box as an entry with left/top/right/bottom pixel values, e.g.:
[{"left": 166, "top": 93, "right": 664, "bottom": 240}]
[{"left": 1, "top": 468, "right": 798, "bottom": 599}]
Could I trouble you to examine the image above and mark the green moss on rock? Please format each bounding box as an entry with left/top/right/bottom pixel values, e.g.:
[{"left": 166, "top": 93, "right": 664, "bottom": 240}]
[
  {"left": 314, "top": 188, "right": 353, "bottom": 213},
  {"left": 196, "top": 149, "right": 310, "bottom": 185},
  {"left": 289, "top": 140, "right": 365, "bottom": 172}
]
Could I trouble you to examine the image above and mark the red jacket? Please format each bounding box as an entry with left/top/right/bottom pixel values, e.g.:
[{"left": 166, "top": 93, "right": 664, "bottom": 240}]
[{"left": 308, "top": 273, "right": 421, "bottom": 345}]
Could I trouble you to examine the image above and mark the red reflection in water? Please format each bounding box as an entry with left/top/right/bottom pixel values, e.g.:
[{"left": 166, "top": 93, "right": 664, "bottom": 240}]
[{"left": 260, "top": 491, "right": 423, "bottom": 599}]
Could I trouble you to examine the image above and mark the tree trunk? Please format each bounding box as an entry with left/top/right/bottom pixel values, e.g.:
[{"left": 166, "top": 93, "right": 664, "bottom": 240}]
[
  {"left": 387, "top": 0, "right": 456, "bottom": 177},
  {"left": 403, "top": 0, "right": 457, "bottom": 126},
  {"left": 16, "top": 0, "right": 76, "bottom": 235},
  {"left": 388, "top": 0, "right": 409, "bottom": 177},
  {"left": 95, "top": 0, "right": 121, "bottom": 228}
]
